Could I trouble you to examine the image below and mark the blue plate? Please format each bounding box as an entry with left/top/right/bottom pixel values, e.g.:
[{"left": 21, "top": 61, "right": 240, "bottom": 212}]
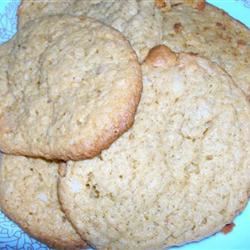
[{"left": 0, "top": 0, "right": 249, "bottom": 249}]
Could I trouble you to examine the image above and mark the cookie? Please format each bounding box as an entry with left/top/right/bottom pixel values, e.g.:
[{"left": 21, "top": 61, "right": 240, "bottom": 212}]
[
  {"left": 59, "top": 46, "right": 250, "bottom": 249},
  {"left": 18, "top": 0, "right": 163, "bottom": 62},
  {"left": 0, "top": 38, "right": 13, "bottom": 57},
  {"left": 0, "top": 37, "right": 15, "bottom": 125},
  {"left": 0, "top": 42, "right": 10, "bottom": 94},
  {"left": 0, "top": 15, "right": 142, "bottom": 160},
  {"left": 17, "top": 1, "right": 250, "bottom": 98},
  {"left": 0, "top": 154, "right": 86, "bottom": 249},
  {"left": 68, "top": 0, "right": 163, "bottom": 61},
  {"left": 159, "top": 3, "right": 250, "bottom": 98},
  {"left": 17, "top": 0, "right": 72, "bottom": 28}
]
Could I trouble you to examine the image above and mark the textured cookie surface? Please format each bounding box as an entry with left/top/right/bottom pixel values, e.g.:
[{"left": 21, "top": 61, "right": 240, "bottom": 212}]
[
  {"left": 67, "top": 0, "right": 163, "bottom": 61},
  {"left": 0, "top": 42, "right": 10, "bottom": 100},
  {"left": 0, "top": 15, "right": 142, "bottom": 160},
  {"left": 18, "top": 0, "right": 72, "bottom": 28},
  {"left": 0, "top": 154, "right": 86, "bottom": 249},
  {"left": 18, "top": 0, "right": 163, "bottom": 62},
  {"left": 59, "top": 46, "right": 250, "bottom": 250},
  {"left": 160, "top": 3, "right": 250, "bottom": 98},
  {"left": 18, "top": 1, "right": 250, "bottom": 98},
  {"left": 155, "top": 0, "right": 205, "bottom": 11},
  {"left": 0, "top": 38, "right": 14, "bottom": 125}
]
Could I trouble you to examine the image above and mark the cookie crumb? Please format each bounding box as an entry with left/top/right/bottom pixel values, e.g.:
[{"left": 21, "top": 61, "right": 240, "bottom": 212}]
[
  {"left": 194, "top": 0, "right": 205, "bottom": 11},
  {"left": 221, "top": 223, "right": 235, "bottom": 234},
  {"left": 174, "top": 22, "right": 183, "bottom": 33},
  {"left": 237, "top": 39, "right": 246, "bottom": 47},
  {"left": 144, "top": 45, "right": 177, "bottom": 68},
  {"left": 155, "top": 0, "right": 166, "bottom": 8}
]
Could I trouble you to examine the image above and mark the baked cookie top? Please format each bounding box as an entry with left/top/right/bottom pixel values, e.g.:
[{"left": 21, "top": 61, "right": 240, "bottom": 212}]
[
  {"left": 160, "top": 3, "right": 250, "bottom": 99},
  {"left": 59, "top": 46, "right": 250, "bottom": 250},
  {"left": 0, "top": 15, "right": 142, "bottom": 160},
  {"left": 0, "top": 154, "right": 86, "bottom": 249},
  {"left": 67, "top": 0, "right": 163, "bottom": 62},
  {"left": 18, "top": 0, "right": 163, "bottom": 62},
  {"left": 17, "top": 0, "right": 72, "bottom": 29},
  {"left": 0, "top": 37, "right": 15, "bottom": 133},
  {"left": 17, "top": 1, "right": 250, "bottom": 98},
  {"left": 0, "top": 42, "right": 10, "bottom": 98}
]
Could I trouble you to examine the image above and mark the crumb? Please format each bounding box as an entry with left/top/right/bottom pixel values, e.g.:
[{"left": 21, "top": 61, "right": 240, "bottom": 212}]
[{"left": 221, "top": 223, "right": 235, "bottom": 234}]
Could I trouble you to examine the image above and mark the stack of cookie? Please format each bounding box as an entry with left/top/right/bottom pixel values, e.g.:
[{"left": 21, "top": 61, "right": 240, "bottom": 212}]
[{"left": 0, "top": 1, "right": 249, "bottom": 249}]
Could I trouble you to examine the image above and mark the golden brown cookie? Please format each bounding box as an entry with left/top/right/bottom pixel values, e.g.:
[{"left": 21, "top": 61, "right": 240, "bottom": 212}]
[
  {"left": 0, "top": 15, "right": 142, "bottom": 160},
  {"left": 160, "top": 3, "right": 250, "bottom": 98},
  {"left": 0, "top": 154, "right": 86, "bottom": 249},
  {"left": 17, "top": 0, "right": 72, "bottom": 28},
  {"left": 18, "top": 0, "right": 163, "bottom": 62},
  {"left": 59, "top": 46, "right": 250, "bottom": 249}
]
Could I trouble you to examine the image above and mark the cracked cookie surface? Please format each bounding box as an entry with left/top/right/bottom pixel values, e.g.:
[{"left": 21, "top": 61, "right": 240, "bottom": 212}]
[
  {"left": 0, "top": 15, "right": 142, "bottom": 160},
  {"left": 59, "top": 46, "right": 250, "bottom": 250}
]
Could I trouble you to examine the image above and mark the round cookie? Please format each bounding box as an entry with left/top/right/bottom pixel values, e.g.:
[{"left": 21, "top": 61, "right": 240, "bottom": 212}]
[
  {"left": 0, "top": 154, "right": 86, "bottom": 249},
  {"left": 0, "top": 15, "right": 142, "bottom": 160},
  {"left": 59, "top": 46, "right": 250, "bottom": 250},
  {"left": 159, "top": 3, "right": 250, "bottom": 98},
  {"left": 18, "top": 0, "right": 163, "bottom": 62}
]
